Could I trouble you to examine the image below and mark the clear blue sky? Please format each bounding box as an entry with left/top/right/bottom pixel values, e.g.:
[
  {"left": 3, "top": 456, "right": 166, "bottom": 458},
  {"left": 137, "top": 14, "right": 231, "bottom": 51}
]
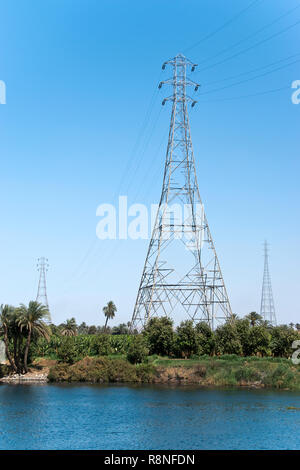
[{"left": 0, "top": 0, "right": 299, "bottom": 326}]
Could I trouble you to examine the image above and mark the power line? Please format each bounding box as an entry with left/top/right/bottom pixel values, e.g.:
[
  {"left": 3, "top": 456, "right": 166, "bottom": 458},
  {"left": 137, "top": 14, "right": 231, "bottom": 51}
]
[
  {"left": 131, "top": 130, "right": 168, "bottom": 203},
  {"left": 201, "top": 51, "right": 300, "bottom": 87},
  {"left": 59, "top": 76, "right": 162, "bottom": 290},
  {"left": 184, "top": 0, "right": 263, "bottom": 53},
  {"left": 196, "top": 14, "right": 300, "bottom": 74},
  {"left": 198, "top": 56, "right": 300, "bottom": 96},
  {"left": 199, "top": 84, "right": 290, "bottom": 103},
  {"left": 122, "top": 106, "right": 163, "bottom": 196},
  {"left": 112, "top": 75, "right": 162, "bottom": 201}
]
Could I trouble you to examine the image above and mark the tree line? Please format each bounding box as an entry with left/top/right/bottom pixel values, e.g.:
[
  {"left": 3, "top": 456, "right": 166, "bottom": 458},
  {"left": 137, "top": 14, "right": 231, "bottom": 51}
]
[
  {"left": 0, "top": 300, "right": 118, "bottom": 374},
  {"left": 1, "top": 299, "right": 299, "bottom": 373}
]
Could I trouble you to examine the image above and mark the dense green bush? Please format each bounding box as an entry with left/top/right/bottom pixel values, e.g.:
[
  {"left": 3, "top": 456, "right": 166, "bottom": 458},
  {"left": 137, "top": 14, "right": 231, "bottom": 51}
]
[
  {"left": 110, "top": 334, "right": 133, "bottom": 354},
  {"left": 143, "top": 317, "right": 175, "bottom": 356},
  {"left": 175, "top": 320, "right": 199, "bottom": 358},
  {"left": 270, "top": 326, "right": 298, "bottom": 357},
  {"left": 57, "top": 337, "right": 79, "bottom": 364},
  {"left": 247, "top": 326, "right": 271, "bottom": 356},
  {"left": 29, "top": 333, "right": 133, "bottom": 361},
  {"left": 126, "top": 336, "right": 149, "bottom": 364},
  {"left": 195, "top": 322, "right": 215, "bottom": 355},
  {"left": 27, "top": 316, "right": 300, "bottom": 366},
  {"left": 264, "top": 364, "right": 296, "bottom": 389},
  {"left": 48, "top": 356, "right": 156, "bottom": 383},
  {"left": 215, "top": 323, "right": 243, "bottom": 355},
  {"left": 89, "top": 335, "right": 112, "bottom": 356}
]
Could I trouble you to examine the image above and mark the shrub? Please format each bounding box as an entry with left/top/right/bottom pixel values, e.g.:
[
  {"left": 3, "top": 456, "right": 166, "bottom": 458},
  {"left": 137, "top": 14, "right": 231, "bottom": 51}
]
[
  {"left": 235, "top": 367, "right": 261, "bottom": 382},
  {"left": 48, "top": 363, "right": 71, "bottom": 382},
  {"left": 194, "top": 365, "right": 207, "bottom": 377},
  {"left": 175, "top": 320, "right": 199, "bottom": 358},
  {"left": 136, "top": 363, "right": 157, "bottom": 382},
  {"left": 270, "top": 326, "right": 299, "bottom": 358},
  {"left": 215, "top": 322, "right": 243, "bottom": 355},
  {"left": 127, "top": 335, "right": 149, "bottom": 364},
  {"left": 247, "top": 326, "right": 271, "bottom": 356},
  {"left": 57, "top": 337, "right": 79, "bottom": 364},
  {"left": 110, "top": 334, "right": 132, "bottom": 354},
  {"left": 235, "top": 318, "right": 251, "bottom": 355},
  {"left": 143, "top": 317, "right": 175, "bottom": 356},
  {"left": 89, "top": 335, "right": 112, "bottom": 356},
  {"left": 264, "top": 364, "right": 295, "bottom": 389},
  {"left": 48, "top": 356, "right": 156, "bottom": 383},
  {"left": 195, "top": 322, "right": 215, "bottom": 355}
]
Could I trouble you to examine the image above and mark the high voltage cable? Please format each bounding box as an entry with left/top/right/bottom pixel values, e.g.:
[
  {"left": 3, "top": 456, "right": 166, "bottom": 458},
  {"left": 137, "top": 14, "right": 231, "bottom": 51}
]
[
  {"left": 192, "top": 3, "right": 300, "bottom": 71},
  {"left": 122, "top": 106, "right": 163, "bottom": 196},
  {"left": 184, "top": 0, "right": 263, "bottom": 53},
  {"left": 199, "top": 84, "right": 290, "bottom": 103},
  {"left": 196, "top": 13, "right": 300, "bottom": 74},
  {"left": 60, "top": 74, "right": 162, "bottom": 289},
  {"left": 67, "top": 108, "right": 165, "bottom": 288},
  {"left": 202, "top": 51, "right": 300, "bottom": 86},
  {"left": 131, "top": 130, "right": 168, "bottom": 203},
  {"left": 60, "top": 5, "right": 300, "bottom": 292},
  {"left": 198, "top": 57, "right": 300, "bottom": 96},
  {"left": 112, "top": 75, "right": 162, "bottom": 201}
]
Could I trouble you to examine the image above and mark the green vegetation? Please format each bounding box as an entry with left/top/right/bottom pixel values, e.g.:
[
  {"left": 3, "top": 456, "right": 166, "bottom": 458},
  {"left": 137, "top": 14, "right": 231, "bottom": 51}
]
[
  {"left": 1, "top": 301, "right": 299, "bottom": 389},
  {"left": 126, "top": 335, "right": 149, "bottom": 364},
  {"left": 60, "top": 318, "right": 77, "bottom": 337},
  {"left": 46, "top": 355, "right": 300, "bottom": 390},
  {"left": 0, "top": 302, "right": 50, "bottom": 374},
  {"left": 48, "top": 357, "right": 155, "bottom": 383},
  {"left": 103, "top": 300, "right": 117, "bottom": 332}
]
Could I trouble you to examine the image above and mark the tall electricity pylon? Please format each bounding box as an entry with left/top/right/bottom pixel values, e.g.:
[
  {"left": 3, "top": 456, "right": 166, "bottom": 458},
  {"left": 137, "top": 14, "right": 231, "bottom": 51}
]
[
  {"left": 36, "top": 257, "right": 50, "bottom": 311},
  {"left": 131, "top": 54, "right": 233, "bottom": 331},
  {"left": 260, "top": 241, "right": 276, "bottom": 325}
]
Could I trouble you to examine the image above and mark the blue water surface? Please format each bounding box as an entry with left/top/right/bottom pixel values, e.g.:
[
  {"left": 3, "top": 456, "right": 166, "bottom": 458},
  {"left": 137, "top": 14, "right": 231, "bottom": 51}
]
[{"left": 0, "top": 384, "right": 299, "bottom": 450}]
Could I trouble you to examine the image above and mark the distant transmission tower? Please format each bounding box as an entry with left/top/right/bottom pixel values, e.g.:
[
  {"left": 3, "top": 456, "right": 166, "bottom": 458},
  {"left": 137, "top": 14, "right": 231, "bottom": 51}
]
[
  {"left": 131, "top": 54, "right": 233, "bottom": 331},
  {"left": 260, "top": 241, "right": 276, "bottom": 325},
  {"left": 36, "top": 257, "right": 50, "bottom": 311}
]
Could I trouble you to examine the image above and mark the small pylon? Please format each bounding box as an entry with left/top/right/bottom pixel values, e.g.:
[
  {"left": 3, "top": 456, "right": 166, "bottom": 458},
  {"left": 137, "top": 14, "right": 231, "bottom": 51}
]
[
  {"left": 36, "top": 257, "right": 50, "bottom": 312},
  {"left": 260, "top": 241, "right": 276, "bottom": 325}
]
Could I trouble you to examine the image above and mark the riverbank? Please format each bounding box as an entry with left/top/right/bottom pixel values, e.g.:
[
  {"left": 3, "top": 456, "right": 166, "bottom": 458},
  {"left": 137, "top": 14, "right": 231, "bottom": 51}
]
[
  {"left": 47, "top": 355, "right": 300, "bottom": 390},
  {"left": 1, "top": 355, "right": 299, "bottom": 389},
  {"left": 0, "top": 358, "right": 55, "bottom": 383}
]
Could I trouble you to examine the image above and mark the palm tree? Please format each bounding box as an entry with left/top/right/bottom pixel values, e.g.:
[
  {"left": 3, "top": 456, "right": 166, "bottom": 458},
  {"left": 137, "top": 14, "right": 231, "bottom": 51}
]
[
  {"left": 246, "top": 311, "right": 262, "bottom": 327},
  {"left": 60, "top": 318, "right": 78, "bottom": 336},
  {"left": 0, "top": 304, "right": 17, "bottom": 372},
  {"left": 103, "top": 301, "right": 117, "bottom": 332},
  {"left": 17, "top": 301, "right": 50, "bottom": 373}
]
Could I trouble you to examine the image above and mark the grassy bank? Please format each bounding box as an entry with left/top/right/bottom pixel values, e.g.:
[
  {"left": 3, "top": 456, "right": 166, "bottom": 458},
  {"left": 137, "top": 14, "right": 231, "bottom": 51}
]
[{"left": 47, "top": 355, "right": 300, "bottom": 390}]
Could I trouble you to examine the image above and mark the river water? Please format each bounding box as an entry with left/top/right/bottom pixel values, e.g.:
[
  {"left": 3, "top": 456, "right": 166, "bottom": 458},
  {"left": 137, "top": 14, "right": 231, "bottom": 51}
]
[{"left": 0, "top": 384, "right": 299, "bottom": 450}]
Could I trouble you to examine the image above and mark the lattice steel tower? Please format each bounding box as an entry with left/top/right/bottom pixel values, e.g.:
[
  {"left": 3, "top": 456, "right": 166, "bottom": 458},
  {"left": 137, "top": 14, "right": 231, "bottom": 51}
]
[
  {"left": 260, "top": 241, "right": 276, "bottom": 325},
  {"left": 131, "top": 54, "right": 233, "bottom": 331},
  {"left": 36, "top": 257, "right": 50, "bottom": 311}
]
